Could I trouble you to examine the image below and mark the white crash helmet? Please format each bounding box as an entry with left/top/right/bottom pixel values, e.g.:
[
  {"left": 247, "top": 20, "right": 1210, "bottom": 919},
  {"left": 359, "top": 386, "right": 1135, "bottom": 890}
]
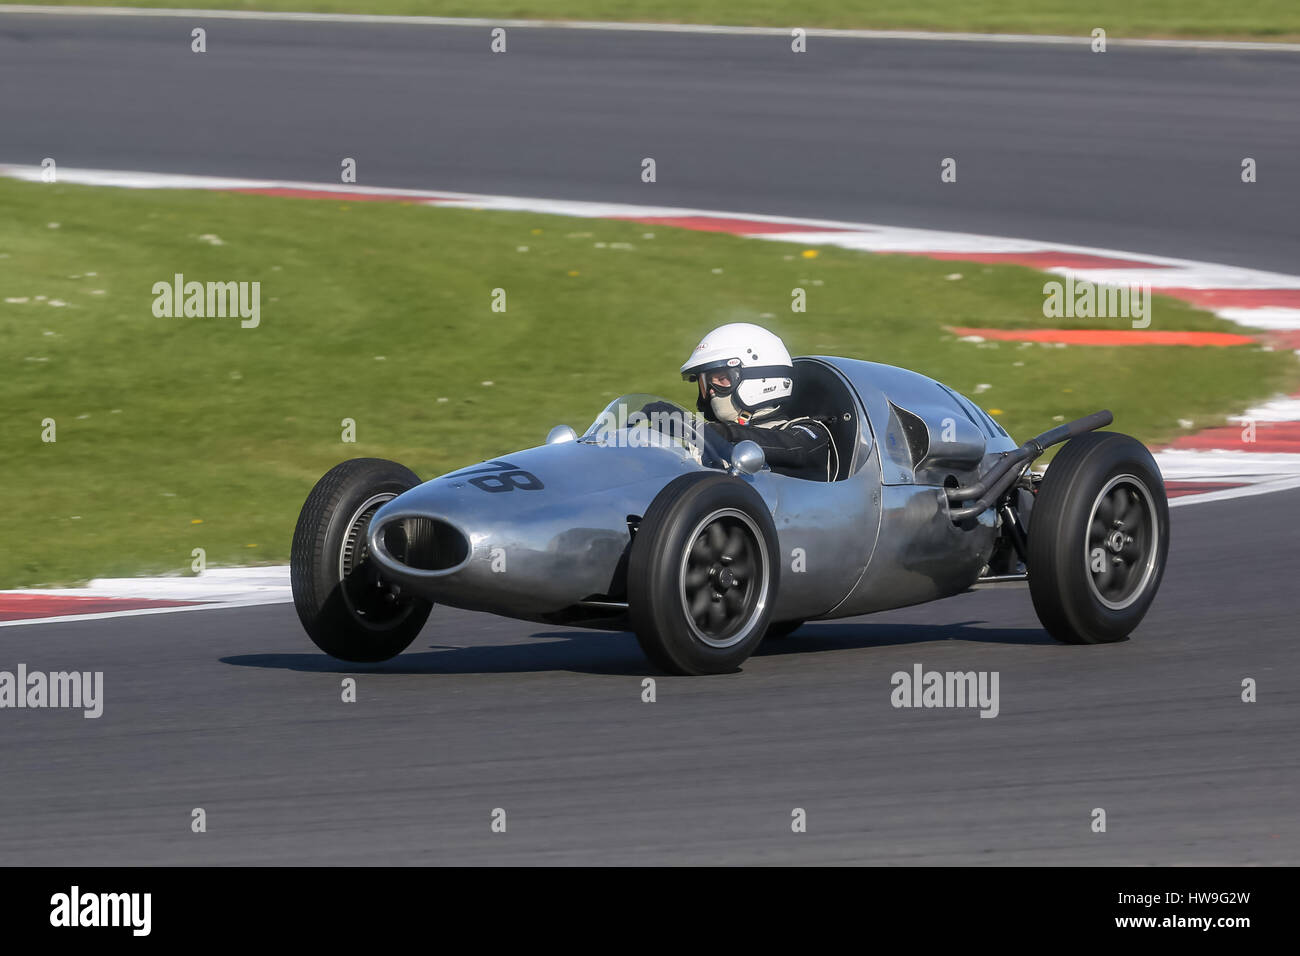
[{"left": 680, "top": 323, "right": 794, "bottom": 424}]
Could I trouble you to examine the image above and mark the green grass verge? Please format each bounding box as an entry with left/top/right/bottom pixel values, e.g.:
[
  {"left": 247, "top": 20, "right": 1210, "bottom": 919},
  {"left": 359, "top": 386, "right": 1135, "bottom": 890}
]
[
  {"left": 30, "top": 0, "right": 1300, "bottom": 42},
  {"left": 1, "top": 178, "right": 1295, "bottom": 587}
]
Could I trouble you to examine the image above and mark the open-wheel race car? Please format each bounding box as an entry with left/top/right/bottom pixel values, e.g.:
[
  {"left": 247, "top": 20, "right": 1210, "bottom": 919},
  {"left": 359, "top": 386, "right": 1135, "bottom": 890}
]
[{"left": 290, "top": 356, "right": 1169, "bottom": 675}]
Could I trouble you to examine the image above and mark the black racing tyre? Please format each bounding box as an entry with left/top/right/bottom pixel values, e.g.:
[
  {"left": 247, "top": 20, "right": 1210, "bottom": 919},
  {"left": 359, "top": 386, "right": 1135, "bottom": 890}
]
[
  {"left": 1027, "top": 432, "right": 1169, "bottom": 645},
  {"left": 765, "top": 620, "right": 806, "bottom": 641},
  {"left": 628, "top": 473, "right": 780, "bottom": 675},
  {"left": 291, "top": 458, "right": 433, "bottom": 662}
]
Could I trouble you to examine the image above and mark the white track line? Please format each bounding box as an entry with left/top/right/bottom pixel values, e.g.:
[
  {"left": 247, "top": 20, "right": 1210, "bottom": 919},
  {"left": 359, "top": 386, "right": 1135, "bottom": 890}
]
[
  {"left": 1152, "top": 450, "right": 1300, "bottom": 480},
  {"left": 0, "top": 597, "right": 290, "bottom": 628},
  {"left": 1168, "top": 475, "right": 1300, "bottom": 507},
  {"left": 1230, "top": 397, "right": 1300, "bottom": 423},
  {"left": 5, "top": 164, "right": 1300, "bottom": 288},
  {"left": 0, "top": 567, "right": 292, "bottom": 627},
  {"left": 6, "top": 164, "right": 1300, "bottom": 328},
  {"left": 1, "top": 5, "right": 1298, "bottom": 52},
  {"left": 1216, "top": 308, "right": 1300, "bottom": 331},
  {"left": 12, "top": 565, "right": 289, "bottom": 602}
]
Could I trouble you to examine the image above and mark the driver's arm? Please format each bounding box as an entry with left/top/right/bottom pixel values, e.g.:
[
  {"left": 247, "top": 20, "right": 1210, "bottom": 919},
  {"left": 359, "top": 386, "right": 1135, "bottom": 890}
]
[{"left": 704, "top": 420, "right": 830, "bottom": 470}]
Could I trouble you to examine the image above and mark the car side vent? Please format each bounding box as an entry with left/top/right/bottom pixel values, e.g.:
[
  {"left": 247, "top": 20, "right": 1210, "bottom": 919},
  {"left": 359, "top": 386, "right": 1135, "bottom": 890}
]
[{"left": 890, "top": 402, "right": 931, "bottom": 469}]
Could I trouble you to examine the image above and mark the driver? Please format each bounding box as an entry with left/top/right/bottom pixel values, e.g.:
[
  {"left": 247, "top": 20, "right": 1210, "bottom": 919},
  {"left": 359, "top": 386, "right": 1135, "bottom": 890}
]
[{"left": 680, "top": 323, "right": 834, "bottom": 481}]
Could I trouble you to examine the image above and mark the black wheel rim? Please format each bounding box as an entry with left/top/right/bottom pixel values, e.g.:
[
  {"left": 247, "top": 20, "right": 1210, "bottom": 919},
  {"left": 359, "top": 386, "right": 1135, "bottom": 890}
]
[
  {"left": 338, "top": 494, "right": 417, "bottom": 629},
  {"left": 678, "top": 508, "right": 769, "bottom": 649},
  {"left": 1085, "top": 474, "right": 1159, "bottom": 610}
]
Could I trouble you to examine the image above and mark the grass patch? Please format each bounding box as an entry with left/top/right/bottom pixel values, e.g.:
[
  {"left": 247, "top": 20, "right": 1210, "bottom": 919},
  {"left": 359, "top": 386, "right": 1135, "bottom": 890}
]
[
  {"left": 1, "top": 178, "right": 1295, "bottom": 586},
  {"left": 34, "top": 0, "right": 1300, "bottom": 42}
]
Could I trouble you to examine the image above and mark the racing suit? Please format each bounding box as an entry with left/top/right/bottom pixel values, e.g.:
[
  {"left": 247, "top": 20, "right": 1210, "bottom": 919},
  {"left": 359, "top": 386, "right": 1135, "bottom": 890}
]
[{"left": 705, "top": 417, "right": 834, "bottom": 481}]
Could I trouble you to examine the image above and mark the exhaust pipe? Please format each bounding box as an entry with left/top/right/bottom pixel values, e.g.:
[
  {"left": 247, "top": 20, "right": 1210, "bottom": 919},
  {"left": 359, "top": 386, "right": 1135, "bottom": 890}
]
[{"left": 947, "top": 409, "right": 1112, "bottom": 520}]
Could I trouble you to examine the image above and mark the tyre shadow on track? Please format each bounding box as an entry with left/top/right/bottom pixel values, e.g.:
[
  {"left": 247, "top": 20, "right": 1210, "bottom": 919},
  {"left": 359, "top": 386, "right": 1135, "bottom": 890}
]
[
  {"left": 756, "top": 620, "right": 1051, "bottom": 658},
  {"left": 220, "top": 620, "right": 1049, "bottom": 676}
]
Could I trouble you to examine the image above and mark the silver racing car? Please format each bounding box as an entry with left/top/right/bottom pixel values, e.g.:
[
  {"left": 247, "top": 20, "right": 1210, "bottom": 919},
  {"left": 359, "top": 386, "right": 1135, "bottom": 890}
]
[{"left": 290, "top": 356, "right": 1169, "bottom": 674}]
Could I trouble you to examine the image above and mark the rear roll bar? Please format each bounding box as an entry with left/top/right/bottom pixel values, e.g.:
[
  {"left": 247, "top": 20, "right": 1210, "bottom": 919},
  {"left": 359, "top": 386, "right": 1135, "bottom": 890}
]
[{"left": 946, "top": 410, "right": 1113, "bottom": 520}]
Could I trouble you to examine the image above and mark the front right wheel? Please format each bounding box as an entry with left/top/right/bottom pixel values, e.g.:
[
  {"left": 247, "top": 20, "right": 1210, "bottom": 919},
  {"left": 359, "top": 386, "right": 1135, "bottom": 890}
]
[{"left": 1027, "top": 432, "right": 1169, "bottom": 644}]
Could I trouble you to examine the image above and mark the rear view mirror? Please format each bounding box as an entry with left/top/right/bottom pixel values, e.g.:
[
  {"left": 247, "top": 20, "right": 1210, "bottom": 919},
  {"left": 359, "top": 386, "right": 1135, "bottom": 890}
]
[{"left": 731, "top": 440, "right": 766, "bottom": 476}]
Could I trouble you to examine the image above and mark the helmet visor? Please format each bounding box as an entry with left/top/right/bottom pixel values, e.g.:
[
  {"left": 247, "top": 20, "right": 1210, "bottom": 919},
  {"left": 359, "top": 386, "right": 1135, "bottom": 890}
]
[
  {"left": 685, "top": 358, "right": 739, "bottom": 385},
  {"left": 694, "top": 365, "right": 737, "bottom": 401}
]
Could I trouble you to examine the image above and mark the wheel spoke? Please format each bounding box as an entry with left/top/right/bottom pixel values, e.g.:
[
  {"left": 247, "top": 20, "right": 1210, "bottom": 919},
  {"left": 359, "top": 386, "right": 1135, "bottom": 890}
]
[
  {"left": 1111, "top": 488, "right": 1131, "bottom": 524},
  {"left": 690, "top": 587, "right": 712, "bottom": 621},
  {"left": 729, "top": 559, "right": 754, "bottom": 582},
  {"left": 685, "top": 566, "right": 710, "bottom": 589},
  {"left": 707, "top": 598, "right": 727, "bottom": 632},
  {"left": 707, "top": 521, "right": 727, "bottom": 554},
  {"left": 722, "top": 526, "right": 745, "bottom": 562}
]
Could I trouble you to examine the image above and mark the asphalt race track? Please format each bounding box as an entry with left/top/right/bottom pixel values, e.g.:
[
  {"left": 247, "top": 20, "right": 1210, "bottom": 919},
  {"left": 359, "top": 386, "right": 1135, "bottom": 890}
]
[
  {"left": 1, "top": 490, "right": 1296, "bottom": 865},
  {"left": 2, "top": 14, "right": 1300, "bottom": 271},
  {"left": 2, "top": 13, "right": 1299, "bottom": 865}
]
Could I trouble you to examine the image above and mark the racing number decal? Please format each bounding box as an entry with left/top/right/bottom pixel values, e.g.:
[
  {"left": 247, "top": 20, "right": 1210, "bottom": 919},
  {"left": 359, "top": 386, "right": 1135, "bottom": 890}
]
[
  {"left": 463, "top": 460, "right": 544, "bottom": 493},
  {"left": 472, "top": 471, "right": 543, "bottom": 493}
]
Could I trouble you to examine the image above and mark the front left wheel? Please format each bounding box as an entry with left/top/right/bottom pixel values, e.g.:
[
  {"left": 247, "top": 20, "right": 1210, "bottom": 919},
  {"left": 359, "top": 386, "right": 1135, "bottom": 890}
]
[
  {"left": 628, "top": 473, "right": 779, "bottom": 675},
  {"left": 291, "top": 458, "right": 433, "bottom": 662}
]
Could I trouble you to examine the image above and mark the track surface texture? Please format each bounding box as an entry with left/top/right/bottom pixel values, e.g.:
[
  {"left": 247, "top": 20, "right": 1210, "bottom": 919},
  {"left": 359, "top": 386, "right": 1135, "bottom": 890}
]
[
  {"left": 1, "top": 14, "right": 1298, "bottom": 270},
  {"left": 2, "top": 490, "right": 1296, "bottom": 865}
]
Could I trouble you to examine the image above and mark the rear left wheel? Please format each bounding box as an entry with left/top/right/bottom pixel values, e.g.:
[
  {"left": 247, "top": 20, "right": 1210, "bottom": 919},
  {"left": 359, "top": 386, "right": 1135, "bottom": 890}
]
[{"left": 1027, "top": 432, "right": 1168, "bottom": 644}]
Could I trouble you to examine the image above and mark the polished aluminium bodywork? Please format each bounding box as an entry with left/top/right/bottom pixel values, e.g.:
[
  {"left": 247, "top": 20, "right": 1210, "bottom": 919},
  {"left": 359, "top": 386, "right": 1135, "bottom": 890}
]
[{"left": 366, "top": 356, "right": 1019, "bottom": 627}]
